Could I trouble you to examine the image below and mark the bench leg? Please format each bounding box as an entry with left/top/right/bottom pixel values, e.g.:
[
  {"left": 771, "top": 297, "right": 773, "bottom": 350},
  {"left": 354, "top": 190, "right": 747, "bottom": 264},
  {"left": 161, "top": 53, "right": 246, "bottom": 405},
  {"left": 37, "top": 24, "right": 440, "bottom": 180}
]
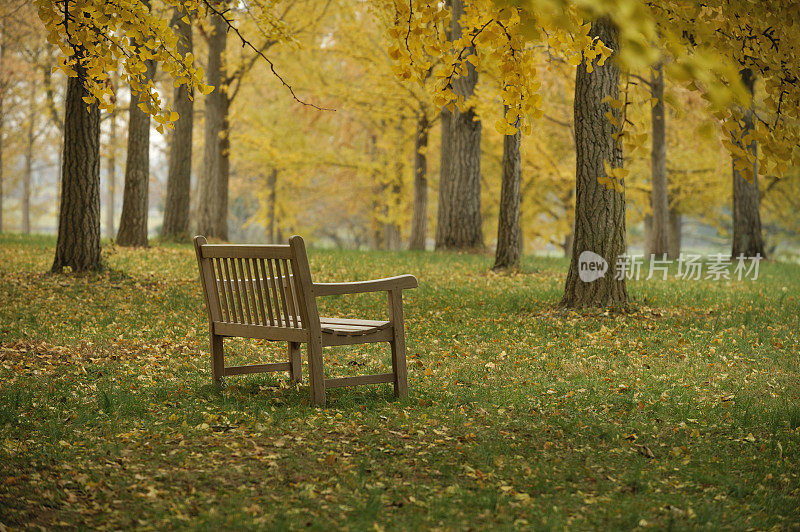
[
  {"left": 307, "top": 336, "right": 326, "bottom": 406},
  {"left": 288, "top": 341, "right": 302, "bottom": 383},
  {"left": 211, "top": 333, "right": 224, "bottom": 386},
  {"left": 388, "top": 290, "right": 409, "bottom": 399}
]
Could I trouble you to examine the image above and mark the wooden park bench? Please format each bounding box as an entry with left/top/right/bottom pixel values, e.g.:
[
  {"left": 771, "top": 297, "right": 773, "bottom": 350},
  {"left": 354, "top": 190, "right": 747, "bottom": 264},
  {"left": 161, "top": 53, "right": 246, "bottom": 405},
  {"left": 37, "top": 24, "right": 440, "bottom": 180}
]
[{"left": 193, "top": 235, "right": 418, "bottom": 406}]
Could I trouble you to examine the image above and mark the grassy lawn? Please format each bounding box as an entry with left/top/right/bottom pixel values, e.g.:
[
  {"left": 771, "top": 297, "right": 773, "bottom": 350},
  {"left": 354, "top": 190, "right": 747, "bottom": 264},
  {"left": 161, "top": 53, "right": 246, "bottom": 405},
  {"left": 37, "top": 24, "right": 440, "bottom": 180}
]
[{"left": 1, "top": 234, "right": 798, "bottom": 530}]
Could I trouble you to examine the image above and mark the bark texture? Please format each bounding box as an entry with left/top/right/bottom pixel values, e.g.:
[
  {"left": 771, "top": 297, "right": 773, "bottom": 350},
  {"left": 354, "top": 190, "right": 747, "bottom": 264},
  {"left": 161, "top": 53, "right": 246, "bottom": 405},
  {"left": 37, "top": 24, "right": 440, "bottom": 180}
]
[
  {"left": 0, "top": 35, "right": 5, "bottom": 233},
  {"left": 668, "top": 208, "right": 681, "bottom": 258},
  {"left": 161, "top": 8, "right": 194, "bottom": 241},
  {"left": 409, "top": 114, "right": 429, "bottom": 250},
  {"left": 105, "top": 109, "right": 117, "bottom": 238},
  {"left": 23, "top": 94, "right": 34, "bottom": 234},
  {"left": 196, "top": 12, "right": 227, "bottom": 239},
  {"left": 435, "top": 107, "right": 451, "bottom": 246},
  {"left": 117, "top": 27, "right": 155, "bottom": 247},
  {"left": 217, "top": 93, "right": 230, "bottom": 240},
  {"left": 52, "top": 71, "right": 102, "bottom": 272},
  {"left": 493, "top": 111, "right": 522, "bottom": 270},
  {"left": 648, "top": 62, "right": 669, "bottom": 257},
  {"left": 560, "top": 18, "right": 628, "bottom": 308},
  {"left": 435, "top": 0, "right": 483, "bottom": 250},
  {"left": 731, "top": 69, "right": 765, "bottom": 259}
]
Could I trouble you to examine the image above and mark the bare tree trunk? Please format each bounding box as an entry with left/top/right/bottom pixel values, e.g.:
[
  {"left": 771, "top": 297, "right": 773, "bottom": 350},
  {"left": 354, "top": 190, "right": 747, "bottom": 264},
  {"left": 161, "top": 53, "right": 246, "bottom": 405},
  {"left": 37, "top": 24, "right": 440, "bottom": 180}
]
[
  {"left": 409, "top": 113, "right": 429, "bottom": 250},
  {"left": 435, "top": 107, "right": 452, "bottom": 246},
  {"left": 0, "top": 34, "right": 5, "bottom": 234},
  {"left": 563, "top": 229, "right": 574, "bottom": 258},
  {"left": 493, "top": 109, "right": 522, "bottom": 270},
  {"left": 52, "top": 68, "right": 102, "bottom": 272},
  {"left": 217, "top": 93, "right": 230, "bottom": 240},
  {"left": 105, "top": 108, "right": 117, "bottom": 238},
  {"left": 266, "top": 167, "right": 277, "bottom": 242},
  {"left": 643, "top": 214, "right": 652, "bottom": 256},
  {"left": 435, "top": 0, "right": 482, "bottom": 250},
  {"left": 668, "top": 208, "right": 681, "bottom": 258},
  {"left": 196, "top": 11, "right": 226, "bottom": 239},
  {"left": 560, "top": 18, "right": 627, "bottom": 308},
  {"left": 161, "top": 7, "right": 194, "bottom": 241},
  {"left": 22, "top": 94, "right": 34, "bottom": 234},
  {"left": 731, "top": 68, "right": 765, "bottom": 259},
  {"left": 117, "top": 12, "right": 155, "bottom": 248},
  {"left": 648, "top": 62, "right": 669, "bottom": 257}
]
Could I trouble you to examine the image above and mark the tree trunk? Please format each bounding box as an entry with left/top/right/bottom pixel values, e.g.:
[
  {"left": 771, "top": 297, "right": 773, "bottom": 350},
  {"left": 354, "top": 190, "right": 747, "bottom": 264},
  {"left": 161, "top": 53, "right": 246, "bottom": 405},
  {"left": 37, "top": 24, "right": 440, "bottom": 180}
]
[
  {"left": 22, "top": 95, "right": 34, "bottom": 234},
  {"left": 435, "top": 0, "right": 483, "bottom": 250},
  {"left": 196, "top": 12, "right": 226, "bottom": 239},
  {"left": 731, "top": 68, "right": 765, "bottom": 259},
  {"left": 560, "top": 18, "right": 627, "bottom": 308},
  {"left": 643, "top": 214, "right": 652, "bottom": 256},
  {"left": 216, "top": 93, "right": 230, "bottom": 240},
  {"left": 266, "top": 167, "right": 277, "bottom": 242},
  {"left": 435, "top": 107, "right": 452, "bottom": 246},
  {"left": 0, "top": 35, "right": 5, "bottom": 234},
  {"left": 493, "top": 109, "right": 522, "bottom": 270},
  {"left": 668, "top": 207, "right": 681, "bottom": 258},
  {"left": 563, "top": 229, "right": 574, "bottom": 258},
  {"left": 105, "top": 108, "right": 117, "bottom": 238},
  {"left": 116, "top": 21, "right": 155, "bottom": 247},
  {"left": 409, "top": 113, "right": 429, "bottom": 250},
  {"left": 648, "top": 62, "right": 669, "bottom": 257},
  {"left": 52, "top": 69, "right": 102, "bottom": 272},
  {"left": 161, "top": 8, "right": 194, "bottom": 241}
]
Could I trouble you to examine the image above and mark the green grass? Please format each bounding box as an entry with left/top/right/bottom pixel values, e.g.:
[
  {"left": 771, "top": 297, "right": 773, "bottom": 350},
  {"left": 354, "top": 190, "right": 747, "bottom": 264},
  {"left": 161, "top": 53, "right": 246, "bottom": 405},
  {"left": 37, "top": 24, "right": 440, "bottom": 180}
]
[{"left": 1, "top": 233, "right": 798, "bottom": 529}]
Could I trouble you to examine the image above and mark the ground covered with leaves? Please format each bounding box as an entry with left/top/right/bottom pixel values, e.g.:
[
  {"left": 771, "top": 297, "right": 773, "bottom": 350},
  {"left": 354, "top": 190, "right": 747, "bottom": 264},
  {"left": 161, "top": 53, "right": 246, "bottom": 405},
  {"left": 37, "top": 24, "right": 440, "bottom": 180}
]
[{"left": 1, "top": 234, "right": 799, "bottom": 530}]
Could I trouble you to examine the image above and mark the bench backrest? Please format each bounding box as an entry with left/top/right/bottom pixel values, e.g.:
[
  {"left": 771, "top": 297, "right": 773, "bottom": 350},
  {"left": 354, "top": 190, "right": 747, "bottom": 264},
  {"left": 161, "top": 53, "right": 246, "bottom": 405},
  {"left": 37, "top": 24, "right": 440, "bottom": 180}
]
[{"left": 193, "top": 235, "right": 319, "bottom": 331}]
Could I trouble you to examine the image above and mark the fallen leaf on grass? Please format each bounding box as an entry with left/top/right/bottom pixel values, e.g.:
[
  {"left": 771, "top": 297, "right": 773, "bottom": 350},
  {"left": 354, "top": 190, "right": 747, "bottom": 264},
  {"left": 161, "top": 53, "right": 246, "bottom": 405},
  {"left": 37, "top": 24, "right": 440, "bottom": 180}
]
[{"left": 636, "top": 444, "right": 655, "bottom": 459}]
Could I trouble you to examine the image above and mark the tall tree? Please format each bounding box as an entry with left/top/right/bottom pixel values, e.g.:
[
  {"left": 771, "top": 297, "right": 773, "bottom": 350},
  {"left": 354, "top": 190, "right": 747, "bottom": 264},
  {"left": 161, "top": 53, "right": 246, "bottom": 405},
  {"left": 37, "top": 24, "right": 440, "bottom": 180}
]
[
  {"left": 409, "top": 113, "right": 429, "bottom": 250},
  {"left": 560, "top": 19, "right": 628, "bottom": 308},
  {"left": 22, "top": 88, "right": 34, "bottom": 233},
  {"left": 52, "top": 63, "right": 102, "bottom": 271},
  {"left": 105, "top": 106, "right": 117, "bottom": 238},
  {"left": 161, "top": 7, "right": 194, "bottom": 241},
  {"left": 492, "top": 109, "right": 522, "bottom": 270},
  {"left": 0, "top": 23, "right": 5, "bottom": 233},
  {"left": 435, "top": 0, "right": 483, "bottom": 250},
  {"left": 196, "top": 11, "right": 227, "bottom": 239},
  {"left": 731, "top": 68, "right": 765, "bottom": 259},
  {"left": 647, "top": 62, "right": 669, "bottom": 257},
  {"left": 38, "top": 0, "right": 211, "bottom": 270},
  {"left": 117, "top": 2, "right": 156, "bottom": 247},
  {"left": 434, "top": 107, "right": 452, "bottom": 247}
]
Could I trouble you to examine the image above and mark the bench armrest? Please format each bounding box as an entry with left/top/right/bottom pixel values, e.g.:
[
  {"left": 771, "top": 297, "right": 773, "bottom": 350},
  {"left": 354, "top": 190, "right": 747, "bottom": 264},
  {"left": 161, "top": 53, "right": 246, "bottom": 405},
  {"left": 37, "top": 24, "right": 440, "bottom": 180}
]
[{"left": 312, "top": 275, "right": 418, "bottom": 296}]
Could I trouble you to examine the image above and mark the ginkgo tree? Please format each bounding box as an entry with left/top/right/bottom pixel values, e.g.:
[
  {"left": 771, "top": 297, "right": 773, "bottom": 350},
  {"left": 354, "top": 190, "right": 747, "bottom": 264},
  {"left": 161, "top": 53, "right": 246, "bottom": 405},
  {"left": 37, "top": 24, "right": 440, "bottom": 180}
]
[
  {"left": 36, "top": 0, "right": 213, "bottom": 271},
  {"left": 388, "top": 0, "right": 800, "bottom": 307}
]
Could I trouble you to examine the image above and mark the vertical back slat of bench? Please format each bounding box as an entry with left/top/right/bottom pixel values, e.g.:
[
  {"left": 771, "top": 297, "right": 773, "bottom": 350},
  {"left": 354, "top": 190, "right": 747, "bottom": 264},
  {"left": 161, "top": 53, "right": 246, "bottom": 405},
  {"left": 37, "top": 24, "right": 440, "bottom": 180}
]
[
  {"left": 266, "top": 259, "right": 283, "bottom": 326},
  {"left": 274, "top": 259, "right": 292, "bottom": 327},
  {"left": 222, "top": 257, "right": 239, "bottom": 323},
  {"left": 214, "top": 258, "right": 231, "bottom": 322},
  {"left": 249, "top": 258, "right": 268, "bottom": 326},
  {"left": 231, "top": 258, "right": 248, "bottom": 324},
  {"left": 243, "top": 258, "right": 260, "bottom": 325},
  {"left": 282, "top": 258, "right": 299, "bottom": 328},
  {"left": 258, "top": 258, "right": 275, "bottom": 326}
]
